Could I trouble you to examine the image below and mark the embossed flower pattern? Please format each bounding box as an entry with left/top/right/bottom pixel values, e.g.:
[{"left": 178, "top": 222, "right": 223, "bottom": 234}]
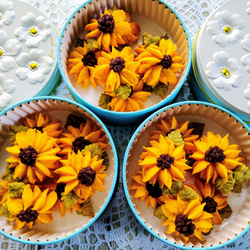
[
  {"left": 206, "top": 51, "right": 243, "bottom": 90},
  {"left": 207, "top": 10, "right": 245, "bottom": 47},
  {"left": 0, "top": 74, "right": 15, "bottom": 109},
  {"left": 0, "top": 0, "right": 15, "bottom": 28},
  {"left": 0, "top": 30, "right": 22, "bottom": 72},
  {"left": 244, "top": 84, "right": 250, "bottom": 109},
  {"left": 14, "top": 12, "right": 51, "bottom": 48},
  {"left": 16, "top": 49, "right": 53, "bottom": 84},
  {"left": 246, "top": 2, "right": 250, "bottom": 15}
]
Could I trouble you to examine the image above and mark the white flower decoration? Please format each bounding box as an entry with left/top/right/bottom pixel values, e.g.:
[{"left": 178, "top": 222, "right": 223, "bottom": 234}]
[
  {"left": 0, "top": 0, "right": 16, "bottom": 28},
  {"left": 241, "top": 54, "right": 250, "bottom": 73},
  {"left": 0, "top": 74, "right": 15, "bottom": 109},
  {"left": 14, "top": 12, "right": 51, "bottom": 48},
  {"left": 206, "top": 51, "right": 243, "bottom": 90},
  {"left": 0, "top": 30, "right": 22, "bottom": 72},
  {"left": 244, "top": 83, "right": 250, "bottom": 109},
  {"left": 16, "top": 48, "right": 53, "bottom": 84},
  {"left": 241, "top": 34, "right": 250, "bottom": 52},
  {"left": 206, "top": 10, "right": 245, "bottom": 47},
  {"left": 247, "top": 2, "right": 250, "bottom": 15}
]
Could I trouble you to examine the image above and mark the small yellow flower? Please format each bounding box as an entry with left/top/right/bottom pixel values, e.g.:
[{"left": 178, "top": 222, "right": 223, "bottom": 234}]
[
  {"left": 136, "top": 38, "right": 184, "bottom": 87},
  {"left": 55, "top": 151, "right": 107, "bottom": 201},
  {"left": 6, "top": 184, "right": 57, "bottom": 230},
  {"left": 85, "top": 9, "right": 140, "bottom": 52},
  {"left": 161, "top": 194, "right": 213, "bottom": 242},
  {"left": 67, "top": 42, "right": 100, "bottom": 88},
  {"left": 139, "top": 135, "right": 191, "bottom": 189},
  {"left": 57, "top": 119, "right": 108, "bottom": 156},
  {"left": 6, "top": 129, "right": 61, "bottom": 184},
  {"left": 149, "top": 116, "right": 200, "bottom": 154},
  {"left": 23, "top": 113, "right": 63, "bottom": 138},
  {"left": 106, "top": 80, "right": 151, "bottom": 112},
  {"left": 93, "top": 46, "right": 140, "bottom": 92},
  {"left": 190, "top": 131, "right": 243, "bottom": 183}
]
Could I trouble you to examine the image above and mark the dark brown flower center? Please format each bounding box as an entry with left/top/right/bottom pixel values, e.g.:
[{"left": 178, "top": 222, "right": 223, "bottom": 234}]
[
  {"left": 19, "top": 146, "right": 38, "bottom": 166},
  {"left": 97, "top": 14, "right": 115, "bottom": 34},
  {"left": 160, "top": 54, "right": 173, "bottom": 69},
  {"left": 16, "top": 207, "right": 39, "bottom": 223},
  {"left": 34, "top": 126, "right": 43, "bottom": 132},
  {"left": 146, "top": 181, "right": 162, "bottom": 198},
  {"left": 78, "top": 166, "right": 96, "bottom": 186},
  {"left": 175, "top": 214, "right": 196, "bottom": 237},
  {"left": 202, "top": 196, "right": 218, "bottom": 213},
  {"left": 109, "top": 57, "right": 125, "bottom": 73},
  {"left": 72, "top": 137, "right": 91, "bottom": 153},
  {"left": 157, "top": 154, "right": 175, "bottom": 170},
  {"left": 56, "top": 183, "right": 66, "bottom": 200},
  {"left": 204, "top": 146, "right": 225, "bottom": 163},
  {"left": 82, "top": 51, "right": 97, "bottom": 67}
]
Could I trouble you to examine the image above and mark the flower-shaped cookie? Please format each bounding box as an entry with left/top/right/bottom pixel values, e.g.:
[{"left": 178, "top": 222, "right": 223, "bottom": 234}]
[
  {"left": 0, "top": 74, "right": 15, "bottom": 109},
  {"left": 14, "top": 12, "right": 51, "bottom": 48},
  {"left": 207, "top": 10, "right": 245, "bottom": 47},
  {"left": 16, "top": 49, "right": 53, "bottom": 84},
  {"left": 206, "top": 51, "right": 243, "bottom": 90},
  {"left": 0, "top": 0, "right": 15, "bottom": 28},
  {"left": 0, "top": 30, "right": 21, "bottom": 72}
]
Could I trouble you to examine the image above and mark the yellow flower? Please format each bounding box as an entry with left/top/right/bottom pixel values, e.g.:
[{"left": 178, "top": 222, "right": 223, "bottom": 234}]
[
  {"left": 190, "top": 131, "right": 243, "bottom": 183},
  {"left": 149, "top": 116, "right": 200, "bottom": 154},
  {"left": 93, "top": 46, "right": 140, "bottom": 92},
  {"left": 139, "top": 135, "right": 191, "bottom": 189},
  {"left": 190, "top": 179, "right": 228, "bottom": 225},
  {"left": 161, "top": 194, "right": 213, "bottom": 242},
  {"left": 57, "top": 119, "right": 108, "bottom": 156},
  {"left": 5, "top": 129, "right": 61, "bottom": 184},
  {"left": 67, "top": 42, "right": 100, "bottom": 88},
  {"left": 6, "top": 184, "right": 57, "bottom": 230},
  {"left": 0, "top": 180, "right": 11, "bottom": 205},
  {"left": 136, "top": 38, "right": 184, "bottom": 87},
  {"left": 55, "top": 151, "right": 107, "bottom": 201},
  {"left": 106, "top": 80, "right": 151, "bottom": 112},
  {"left": 130, "top": 171, "right": 165, "bottom": 210},
  {"left": 23, "top": 113, "right": 63, "bottom": 138},
  {"left": 85, "top": 9, "right": 140, "bottom": 52}
]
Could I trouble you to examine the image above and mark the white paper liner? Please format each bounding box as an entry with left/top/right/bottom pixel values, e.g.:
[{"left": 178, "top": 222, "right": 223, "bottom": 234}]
[
  {"left": 0, "top": 99, "right": 117, "bottom": 243},
  {"left": 59, "top": 0, "right": 190, "bottom": 110},
  {"left": 125, "top": 103, "right": 250, "bottom": 248}
]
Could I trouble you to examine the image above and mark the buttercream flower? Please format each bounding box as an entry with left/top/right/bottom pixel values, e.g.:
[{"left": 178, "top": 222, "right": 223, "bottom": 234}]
[
  {"left": 67, "top": 42, "right": 100, "bottom": 88},
  {"left": 0, "top": 180, "right": 10, "bottom": 205},
  {"left": 190, "top": 179, "right": 228, "bottom": 225},
  {"left": 5, "top": 129, "right": 61, "bottom": 184},
  {"left": 23, "top": 113, "right": 63, "bottom": 138},
  {"left": 190, "top": 131, "right": 243, "bottom": 183},
  {"left": 161, "top": 194, "right": 213, "bottom": 242},
  {"left": 93, "top": 46, "right": 140, "bottom": 92},
  {"left": 206, "top": 10, "right": 245, "bottom": 47},
  {"left": 149, "top": 116, "right": 200, "bottom": 155},
  {"left": 55, "top": 151, "right": 107, "bottom": 201},
  {"left": 14, "top": 12, "right": 51, "bottom": 48},
  {"left": 105, "top": 80, "right": 151, "bottom": 112},
  {"left": 206, "top": 51, "right": 243, "bottom": 90},
  {"left": 130, "top": 171, "right": 165, "bottom": 210},
  {"left": 0, "top": 74, "right": 15, "bottom": 109},
  {"left": 85, "top": 8, "right": 140, "bottom": 52},
  {"left": 16, "top": 48, "right": 53, "bottom": 84},
  {"left": 6, "top": 184, "right": 57, "bottom": 230},
  {"left": 135, "top": 38, "right": 184, "bottom": 87},
  {"left": 0, "top": 0, "right": 15, "bottom": 28},
  {"left": 139, "top": 135, "right": 191, "bottom": 189},
  {"left": 57, "top": 119, "right": 109, "bottom": 156},
  {"left": 0, "top": 30, "right": 21, "bottom": 72}
]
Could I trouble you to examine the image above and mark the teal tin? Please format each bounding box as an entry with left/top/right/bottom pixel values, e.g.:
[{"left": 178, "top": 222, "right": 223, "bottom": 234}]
[
  {"left": 57, "top": 0, "right": 192, "bottom": 125},
  {"left": 190, "top": 0, "right": 250, "bottom": 128}
]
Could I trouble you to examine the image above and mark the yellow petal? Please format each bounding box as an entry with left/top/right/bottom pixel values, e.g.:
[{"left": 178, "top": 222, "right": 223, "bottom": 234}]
[
  {"left": 33, "top": 189, "right": 49, "bottom": 211},
  {"left": 22, "top": 185, "right": 34, "bottom": 210},
  {"left": 134, "top": 186, "right": 147, "bottom": 198},
  {"left": 39, "top": 191, "right": 57, "bottom": 213},
  {"left": 142, "top": 166, "right": 160, "bottom": 183},
  {"left": 7, "top": 198, "right": 23, "bottom": 215}
]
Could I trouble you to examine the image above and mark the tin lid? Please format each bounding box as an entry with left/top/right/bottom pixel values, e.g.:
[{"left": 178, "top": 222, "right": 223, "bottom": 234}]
[
  {"left": 0, "top": 0, "right": 60, "bottom": 112},
  {"left": 194, "top": 0, "right": 250, "bottom": 123}
]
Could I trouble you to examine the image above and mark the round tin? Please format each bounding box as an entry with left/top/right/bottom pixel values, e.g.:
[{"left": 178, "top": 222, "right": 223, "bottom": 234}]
[
  {"left": 0, "top": 0, "right": 60, "bottom": 112},
  {"left": 191, "top": 0, "right": 250, "bottom": 127}
]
